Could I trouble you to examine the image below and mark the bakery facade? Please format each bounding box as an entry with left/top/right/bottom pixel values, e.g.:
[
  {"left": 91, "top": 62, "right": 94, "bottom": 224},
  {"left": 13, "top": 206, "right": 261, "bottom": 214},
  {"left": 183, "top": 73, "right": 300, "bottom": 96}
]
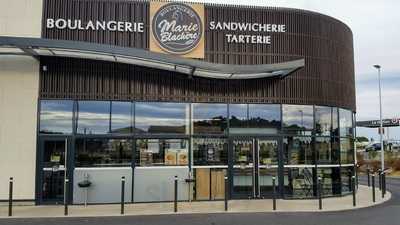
[{"left": 0, "top": 0, "right": 356, "bottom": 204}]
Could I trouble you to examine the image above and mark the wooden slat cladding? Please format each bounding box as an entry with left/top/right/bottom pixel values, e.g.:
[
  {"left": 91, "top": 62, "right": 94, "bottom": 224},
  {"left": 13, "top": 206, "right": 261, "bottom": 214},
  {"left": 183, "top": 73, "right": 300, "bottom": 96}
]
[{"left": 41, "top": 0, "right": 355, "bottom": 111}]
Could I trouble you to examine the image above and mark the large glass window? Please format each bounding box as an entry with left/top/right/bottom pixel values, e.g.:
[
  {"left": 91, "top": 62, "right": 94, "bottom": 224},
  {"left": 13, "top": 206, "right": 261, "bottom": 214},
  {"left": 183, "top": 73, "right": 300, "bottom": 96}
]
[
  {"left": 111, "top": 101, "right": 133, "bottom": 133},
  {"left": 284, "top": 137, "right": 313, "bottom": 165},
  {"left": 316, "top": 137, "right": 340, "bottom": 165},
  {"left": 135, "top": 139, "right": 188, "bottom": 166},
  {"left": 341, "top": 167, "right": 354, "bottom": 193},
  {"left": 332, "top": 107, "right": 339, "bottom": 136},
  {"left": 193, "top": 103, "right": 227, "bottom": 134},
  {"left": 135, "top": 102, "right": 189, "bottom": 134},
  {"left": 317, "top": 167, "right": 341, "bottom": 196},
  {"left": 248, "top": 104, "right": 281, "bottom": 134},
  {"left": 284, "top": 167, "right": 315, "bottom": 198},
  {"left": 77, "top": 101, "right": 110, "bottom": 134},
  {"left": 340, "top": 138, "right": 354, "bottom": 164},
  {"left": 40, "top": 100, "right": 73, "bottom": 134},
  {"left": 228, "top": 104, "right": 248, "bottom": 133},
  {"left": 339, "top": 108, "right": 354, "bottom": 137},
  {"left": 315, "top": 106, "right": 332, "bottom": 136},
  {"left": 193, "top": 138, "right": 228, "bottom": 165},
  {"left": 75, "top": 139, "right": 132, "bottom": 167},
  {"left": 259, "top": 140, "right": 279, "bottom": 165},
  {"left": 282, "top": 105, "right": 314, "bottom": 135}
]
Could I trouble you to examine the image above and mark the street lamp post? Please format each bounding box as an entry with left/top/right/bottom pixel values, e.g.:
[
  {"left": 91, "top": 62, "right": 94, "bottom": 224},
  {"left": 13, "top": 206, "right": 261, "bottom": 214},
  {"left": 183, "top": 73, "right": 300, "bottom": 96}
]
[{"left": 374, "top": 65, "right": 384, "bottom": 172}]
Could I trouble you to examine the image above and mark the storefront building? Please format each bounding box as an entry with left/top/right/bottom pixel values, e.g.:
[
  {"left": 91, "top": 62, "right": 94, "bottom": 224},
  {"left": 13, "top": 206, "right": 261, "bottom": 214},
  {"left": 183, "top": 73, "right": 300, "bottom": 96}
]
[{"left": 0, "top": 0, "right": 355, "bottom": 204}]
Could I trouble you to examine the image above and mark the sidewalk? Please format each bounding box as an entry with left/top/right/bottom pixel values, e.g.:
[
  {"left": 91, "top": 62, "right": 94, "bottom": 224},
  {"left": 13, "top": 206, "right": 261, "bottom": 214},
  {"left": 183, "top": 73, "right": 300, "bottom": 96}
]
[{"left": 0, "top": 185, "right": 391, "bottom": 218}]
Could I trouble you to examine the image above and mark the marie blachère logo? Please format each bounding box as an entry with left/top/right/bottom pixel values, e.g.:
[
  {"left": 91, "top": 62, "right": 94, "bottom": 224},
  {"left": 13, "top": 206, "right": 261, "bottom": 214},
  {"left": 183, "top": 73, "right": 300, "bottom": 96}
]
[{"left": 150, "top": 2, "right": 205, "bottom": 58}]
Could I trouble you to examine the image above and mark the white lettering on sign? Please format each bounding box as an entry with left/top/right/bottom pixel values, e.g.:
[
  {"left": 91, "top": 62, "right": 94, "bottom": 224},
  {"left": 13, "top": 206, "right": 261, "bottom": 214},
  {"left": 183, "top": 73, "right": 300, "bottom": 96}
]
[
  {"left": 46, "top": 18, "right": 144, "bottom": 33},
  {"left": 209, "top": 21, "right": 286, "bottom": 44}
]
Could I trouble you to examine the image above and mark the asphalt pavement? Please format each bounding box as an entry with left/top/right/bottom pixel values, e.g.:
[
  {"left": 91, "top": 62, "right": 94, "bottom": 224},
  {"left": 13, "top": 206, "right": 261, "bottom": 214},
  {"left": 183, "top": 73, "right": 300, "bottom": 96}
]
[{"left": 0, "top": 177, "right": 399, "bottom": 225}]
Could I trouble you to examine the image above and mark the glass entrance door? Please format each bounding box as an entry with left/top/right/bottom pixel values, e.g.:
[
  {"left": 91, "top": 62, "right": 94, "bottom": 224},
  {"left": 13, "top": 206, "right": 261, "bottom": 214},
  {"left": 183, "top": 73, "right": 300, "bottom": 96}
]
[
  {"left": 39, "top": 139, "right": 68, "bottom": 204},
  {"left": 232, "top": 139, "right": 255, "bottom": 198},
  {"left": 258, "top": 139, "right": 279, "bottom": 198},
  {"left": 231, "top": 138, "right": 279, "bottom": 198}
]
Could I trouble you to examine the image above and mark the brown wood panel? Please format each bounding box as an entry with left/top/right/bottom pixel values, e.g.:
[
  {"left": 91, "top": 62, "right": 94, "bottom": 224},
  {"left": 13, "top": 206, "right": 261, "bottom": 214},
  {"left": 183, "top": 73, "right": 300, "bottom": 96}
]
[
  {"left": 40, "top": 0, "right": 355, "bottom": 111},
  {"left": 195, "top": 168, "right": 210, "bottom": 200},
  {"left": 211, "top": 169, "right": 225, "bottom": 200}
]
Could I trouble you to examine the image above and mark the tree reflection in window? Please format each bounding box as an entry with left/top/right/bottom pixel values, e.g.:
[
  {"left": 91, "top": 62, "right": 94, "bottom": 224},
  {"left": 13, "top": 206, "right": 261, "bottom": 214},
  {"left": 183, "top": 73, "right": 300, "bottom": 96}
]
[
  {"left": 282, "top": 105, "right": 314, "bottom": 135},
  {"left": 193, "top": 103, "right": 227, "bottom": 134}
]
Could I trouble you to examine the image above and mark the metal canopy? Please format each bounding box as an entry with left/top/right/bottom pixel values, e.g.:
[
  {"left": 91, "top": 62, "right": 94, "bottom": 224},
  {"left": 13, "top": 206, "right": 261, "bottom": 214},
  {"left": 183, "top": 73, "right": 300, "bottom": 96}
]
[
  {"left": 0, "top": 36, "right": 305, "bottom": 80},
  {"left": 356, "top": 118, "right": 400, "bottom": 128}
]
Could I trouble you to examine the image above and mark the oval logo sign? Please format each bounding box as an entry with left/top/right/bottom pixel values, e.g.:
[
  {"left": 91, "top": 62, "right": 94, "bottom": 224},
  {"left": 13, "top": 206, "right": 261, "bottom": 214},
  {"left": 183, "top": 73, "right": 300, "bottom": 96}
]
[{"left": 152, "top": 3, "right": 203, "bottom": 54}]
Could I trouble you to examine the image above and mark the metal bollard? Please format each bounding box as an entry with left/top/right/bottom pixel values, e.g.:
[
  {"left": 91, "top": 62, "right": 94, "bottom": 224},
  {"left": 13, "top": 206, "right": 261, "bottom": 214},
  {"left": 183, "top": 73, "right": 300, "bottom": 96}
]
[
  {"left": 64, "top": 178, "right": 69, "bottom": 216},
  {"left": 383, "top": 172, "right": 386, "bottom": 197},
  {"left": 372, "top": 174, "right": 376, "bottom": 203},
  {"left": 382, "top": 172, "right": 386, "bottom": 198},
  {"left": 318, "top": 177, "right": 322, "bottom": 210},
  {"left": 121, "top": 176, "right": 125, "bottom": 215},
  {"left": 378, "top": 170, "right": 382, "bottom": 190},
  {"left": 272, "top": 176, "right": 276, "bottom": 210},
  {"left": 352, "top": 176, "right": 356, "bottom": 207},
  {"left": 8, "top": 177, "right": 13, "bottom": 217},
  {"left": 356, "top": 168, "right": 359, "bottom": 189},
  {"left": 174, "top": 176, "right": 178, "bottom": 212},
  {"left": 367, "top": 169, "right": 370, "bottom": 187},
  {"left": 224, "top": 176, "right": 228, "bottom": 211}
]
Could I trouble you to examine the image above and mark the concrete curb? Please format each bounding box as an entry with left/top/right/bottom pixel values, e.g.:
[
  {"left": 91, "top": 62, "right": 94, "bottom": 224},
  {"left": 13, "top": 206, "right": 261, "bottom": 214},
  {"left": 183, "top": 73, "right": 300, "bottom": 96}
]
[{"left": 0, "top": 185, "right": 391, "bottom": 219}]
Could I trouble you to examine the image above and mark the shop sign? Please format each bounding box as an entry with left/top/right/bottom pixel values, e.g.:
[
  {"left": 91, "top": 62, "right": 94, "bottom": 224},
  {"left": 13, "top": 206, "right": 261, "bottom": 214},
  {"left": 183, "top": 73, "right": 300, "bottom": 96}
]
[
  {"left": 150, "top": 2, "right": 205, "bottom": 58},
  {"left": 46, "top": 18, "right": 144, "bottom": 33},
  {"left": 209, "top": 21, "right": 286, "bottom": 44}
]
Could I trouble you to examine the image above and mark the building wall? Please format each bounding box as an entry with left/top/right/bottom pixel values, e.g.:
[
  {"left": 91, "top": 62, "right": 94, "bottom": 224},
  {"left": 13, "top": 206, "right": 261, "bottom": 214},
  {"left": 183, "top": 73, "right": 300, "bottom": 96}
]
[
  {"left": 41, "top": 0, "right": 355, "bottom": 111},
  {"left": 0, "top": 0, "right": 42, "bottom": 200}
]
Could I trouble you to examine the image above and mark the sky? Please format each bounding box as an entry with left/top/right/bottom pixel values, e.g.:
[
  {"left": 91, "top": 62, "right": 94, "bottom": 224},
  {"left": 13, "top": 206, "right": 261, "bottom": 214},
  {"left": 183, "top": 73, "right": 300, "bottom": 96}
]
[{"left": 174, "top": 0, "right": 400, "bottom": 141}]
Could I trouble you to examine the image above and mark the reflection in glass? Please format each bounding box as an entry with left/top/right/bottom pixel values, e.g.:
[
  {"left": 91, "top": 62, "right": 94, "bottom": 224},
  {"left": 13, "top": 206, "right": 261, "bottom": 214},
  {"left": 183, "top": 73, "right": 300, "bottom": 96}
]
[
  {"left": 40, "top": 100, "right": 73, "bottom": 134},
  {"left": 193, "top": 103, "right": 227, "bottom": 134},
  {"left": 339, "top": 108, "right": 353, "bottom": 137},
  {"left": 75, "top": 139, "right": 132, "bottom": 167},
  {"left": 316, "top": 137, "right": 339, "bottom": 164},
  {"left": 233, "top": 140, "right": 254, "bottom": 165},
  {"left": 193, "top": 138, "right": 228, "bottom": 165},
  {"left": 232, "top": 140, "right": 254, "bottom": 197},
  {"left": 341, "top": 167, "right": 354, "bottom": 193},
  {"left": 284, "top": 137, "right": 313, "bottom": 165},
  {"left": 111, "top": 101, "right": 133, "bottom": 133},
  {"left": 284, "top": 167, "right": 314, "bottom": 198},
  {"left": 248, "top": 104, "right": 281, "bottom": 134},
  {"left": 340, "top": 138, "right": 354, "bottom": 164},
  {"left": 43, "top": 140, "right": 66, "bottom": 168},
  {"left": 229, "top": 104, "right": 248, "bottom": 133},
  {"left": 259, "top": 140, "right": 278, "bottom": 165},
  {"left": 317, "top": 167, "right": 341, "bottom": 196},
  {"left": 135, "top": 139, "right": 188, "bottom": 166},
  {"left": 77, "top": 101, "right": 110, "bottom": 134},
  {"left": 259, "top": 168, "right": 279, "bottom": 197},
  {"left": 332, "top": 107, "right": 339, "bottom": 136},
  {"left": 315, "top": 106, "right": 332, "bottom": 136},
  {"left": 282, "top": 105, "right": 314, "bottom": 135},
  {"left": 135, "top": 102, "right": 188, "bottom": 134}
]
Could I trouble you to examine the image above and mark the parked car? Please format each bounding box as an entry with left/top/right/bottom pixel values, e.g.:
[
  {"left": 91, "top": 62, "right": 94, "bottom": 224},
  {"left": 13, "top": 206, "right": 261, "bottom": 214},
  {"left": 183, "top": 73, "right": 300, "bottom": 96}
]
[{"left": 365, "top": 143, "right": 381, "bottom": 152}]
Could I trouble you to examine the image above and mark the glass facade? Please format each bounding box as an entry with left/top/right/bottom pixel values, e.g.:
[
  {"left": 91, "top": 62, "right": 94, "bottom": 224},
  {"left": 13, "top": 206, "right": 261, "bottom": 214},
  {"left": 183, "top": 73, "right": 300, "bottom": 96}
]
[
  {"left": 39, "top": 100, "right": 74, "bottom": 134},
  {"left": 77, "top": 101, "right": 111, "bottom": 134},
  {"left": 135, "top": 139, "right": 189, "bottom": 166},
  {"left": 75, "top": 139, "right": 132, "bottom": 167},
  {"left": 135, "top": 102, "right": 189, "bottom": 134},
  {"left": 39, "top": 101, "right": 355, "bottom": 199}
]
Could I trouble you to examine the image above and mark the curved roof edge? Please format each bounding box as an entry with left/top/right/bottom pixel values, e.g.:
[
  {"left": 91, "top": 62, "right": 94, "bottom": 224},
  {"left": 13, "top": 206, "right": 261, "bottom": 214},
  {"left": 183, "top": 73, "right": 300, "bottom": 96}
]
[{"left": 0, "top": 36, "right": 304, "bottom": 80}]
